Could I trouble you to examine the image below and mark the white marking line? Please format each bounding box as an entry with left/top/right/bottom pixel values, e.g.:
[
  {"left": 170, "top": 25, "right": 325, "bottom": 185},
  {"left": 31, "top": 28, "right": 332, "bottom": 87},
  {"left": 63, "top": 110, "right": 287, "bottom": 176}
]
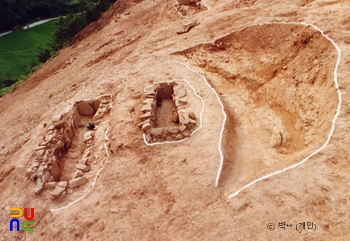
[
  {"left": 202, "top": 0, "right": 209, "bottom": 10},
  {"left": 169, "top": 21, "right": 341, "bottom": 196},
  {"left": 234, "top": 0, "right": 241, "bottom": 7},
  {"left": 228, "top": 21, "right": 342, "bottom": 198},
  {"left": 51, "top": 95, "right": 113, "bottom": 212},
  {"left": 252, "top": 0, "right": 262, "bottom": 7},
  {"left": 50, "top": 128, "right": 110, "bottom": 212},
  {"left": 234, "top": 0, "right": 261, "bottom": 7},
  {"left": 142, "top": 78, "right": 204, "bottom": 146},
  {"left": 173, "top": 4, "right": 184, "bottom": 17},
  {"left": 170, "top": 61, "right": 227, "bottom": 187}
]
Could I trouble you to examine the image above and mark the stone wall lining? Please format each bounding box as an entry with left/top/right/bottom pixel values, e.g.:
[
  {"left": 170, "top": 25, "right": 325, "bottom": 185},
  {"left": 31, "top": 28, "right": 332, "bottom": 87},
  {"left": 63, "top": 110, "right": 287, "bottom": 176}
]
[
  {"left": 27, "top": 95, "right": 112, "bottom": 199},
  {"left": 138, "top": 81, "right": 197, "bottom": 143}
]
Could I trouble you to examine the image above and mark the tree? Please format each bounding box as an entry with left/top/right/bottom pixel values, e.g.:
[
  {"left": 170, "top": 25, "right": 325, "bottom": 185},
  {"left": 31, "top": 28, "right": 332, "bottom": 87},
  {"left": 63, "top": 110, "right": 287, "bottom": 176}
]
[{"left": 51, "top": 0, "right": 116, "bottom": 50}]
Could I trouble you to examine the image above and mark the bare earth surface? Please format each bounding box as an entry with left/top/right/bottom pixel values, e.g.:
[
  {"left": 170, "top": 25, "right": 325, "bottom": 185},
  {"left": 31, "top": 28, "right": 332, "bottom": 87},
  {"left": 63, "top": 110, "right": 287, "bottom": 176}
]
[{"left": 1, "top": 0, "right": 350, "bottom": 240}]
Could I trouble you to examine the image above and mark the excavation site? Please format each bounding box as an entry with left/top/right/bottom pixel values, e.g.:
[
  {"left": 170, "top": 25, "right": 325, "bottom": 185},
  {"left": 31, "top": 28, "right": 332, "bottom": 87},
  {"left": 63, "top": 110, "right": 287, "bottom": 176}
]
[
  {"left": 172, "top": 23, "right": 339, "bottom": 190},
  {"left": 1, "top": 0, "right": 349, "bottom": 240},
  {"left": 26, "top": 95, "right": 111, "bottom": 206},
  {"left": 138, "top": 80, "right": 202, "bottom": 143}
]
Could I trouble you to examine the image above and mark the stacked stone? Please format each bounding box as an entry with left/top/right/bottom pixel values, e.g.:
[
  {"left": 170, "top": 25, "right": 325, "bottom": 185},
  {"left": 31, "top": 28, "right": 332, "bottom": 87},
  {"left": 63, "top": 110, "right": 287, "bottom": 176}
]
[
  {"left": 137, "top": 88, "right": 157, "bottom": 131},
  {"left": 93, "top": 96, "right": 112, "bottom": 121},
  {"left": 138, "top": 81, "right": 197, "bottom": 143},
  {"left": 28, "top": 111, "right": 76, "bottom": 196},
  {"left": 28, "top": 95, "right": 111, "bottom": 198},
  {"left": 147, "top": 109, "right": 196, "bottom": 141}
]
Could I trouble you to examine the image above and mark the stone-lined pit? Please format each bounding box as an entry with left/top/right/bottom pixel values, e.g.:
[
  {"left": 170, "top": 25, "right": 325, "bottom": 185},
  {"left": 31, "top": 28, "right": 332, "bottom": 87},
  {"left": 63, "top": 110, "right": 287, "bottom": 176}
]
[
  {"left": 138, "top": 80, "right": 199, "bottom": 143},
  {"left": 27, "top": 95, "right": 111, "bottom": 200},
  {"left": 172, "top": 24, "right": 339, "bottom": 188}
]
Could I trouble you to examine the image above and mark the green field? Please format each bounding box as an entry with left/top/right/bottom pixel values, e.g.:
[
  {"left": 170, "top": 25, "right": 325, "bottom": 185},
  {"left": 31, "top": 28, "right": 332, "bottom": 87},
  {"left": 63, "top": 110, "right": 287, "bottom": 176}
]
[{"left": 0, "top": 20, "right": 57, "bottom": 81}]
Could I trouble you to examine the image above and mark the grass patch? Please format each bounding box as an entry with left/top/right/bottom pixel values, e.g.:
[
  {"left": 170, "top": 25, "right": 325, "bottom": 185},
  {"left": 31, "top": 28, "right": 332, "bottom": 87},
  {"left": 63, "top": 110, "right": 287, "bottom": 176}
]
[{"left": 0, "top": 20, "right": 57, "bottom": 80}]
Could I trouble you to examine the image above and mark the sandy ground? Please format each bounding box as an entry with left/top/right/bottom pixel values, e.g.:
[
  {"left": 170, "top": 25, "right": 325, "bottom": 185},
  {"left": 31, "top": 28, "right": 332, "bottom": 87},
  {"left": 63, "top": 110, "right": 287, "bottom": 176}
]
[{"left": 1, "top": 0, "right": 350, "bottom": 240}]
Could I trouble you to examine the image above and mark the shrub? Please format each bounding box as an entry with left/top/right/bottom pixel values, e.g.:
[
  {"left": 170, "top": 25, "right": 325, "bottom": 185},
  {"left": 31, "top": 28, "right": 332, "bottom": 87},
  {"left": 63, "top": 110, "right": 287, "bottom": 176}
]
[
  {"left": 37, "top": 47, "right": 52, "bottom": 63},
  {"left": 51, "top": 0, "right": 116, "bottom": 50},
  {"left": 0, "top": 77, "right": 17, "bottom": 89}
]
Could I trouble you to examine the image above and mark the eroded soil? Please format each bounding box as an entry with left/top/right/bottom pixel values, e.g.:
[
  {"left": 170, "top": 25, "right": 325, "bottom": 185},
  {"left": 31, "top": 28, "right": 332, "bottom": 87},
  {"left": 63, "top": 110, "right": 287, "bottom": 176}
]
[{"left": 1, "top": 0, "right": 350, "bottom": 240}]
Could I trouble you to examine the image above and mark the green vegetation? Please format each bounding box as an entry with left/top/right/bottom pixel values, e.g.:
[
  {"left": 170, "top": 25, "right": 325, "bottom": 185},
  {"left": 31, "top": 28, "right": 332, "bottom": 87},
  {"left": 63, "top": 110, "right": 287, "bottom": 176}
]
[
  {"left": 52, "top": 0, "right": 115, "bottom": 50},
  {"left": 0, "top": 20, "right": 57, "bottom": 97},
  {"left": 0, "top": 0, "right": 116, "bottom": 97},
  {"left": 0, "top": 20, "right": 56, "bottom": 79}
]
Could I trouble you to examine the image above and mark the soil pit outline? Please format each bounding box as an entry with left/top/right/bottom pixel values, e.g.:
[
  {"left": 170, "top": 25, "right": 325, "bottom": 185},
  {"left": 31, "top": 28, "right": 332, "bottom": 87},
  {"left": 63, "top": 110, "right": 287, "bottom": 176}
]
[
  {"left": 168, "top": 22, "right": 342, "bottom": 197},
  {"left": 52, "top": 24, "right": 342, "bottom": 212},
  {"left": 25, "top": 94, "right": 112, "bottom": 209},
  {"left": 142, "top": 79, "right": 205, "bottom": 146}
]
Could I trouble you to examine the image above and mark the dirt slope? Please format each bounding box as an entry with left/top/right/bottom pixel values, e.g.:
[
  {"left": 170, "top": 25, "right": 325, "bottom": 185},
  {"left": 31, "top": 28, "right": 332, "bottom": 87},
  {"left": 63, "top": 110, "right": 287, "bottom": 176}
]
[{"left": 1, "top": 0, "right": 350, "bottom": 240}]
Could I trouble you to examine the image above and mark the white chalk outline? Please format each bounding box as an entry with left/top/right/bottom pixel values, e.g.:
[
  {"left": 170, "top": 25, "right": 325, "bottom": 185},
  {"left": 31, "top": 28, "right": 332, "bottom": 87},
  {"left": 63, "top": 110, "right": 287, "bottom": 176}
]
[
  {"left": 168, "top": 21, "right": 342, "bottom": 197},
  {"left": 142, "top": 63, "right": 227, "bottom": 187},
  {"left": 234, "top": 0, "right": 241, "bottom": 7},
  {"left": 142, "top": 78, "right": 204, "bottom": 146},
  {"left": 50, "top": 95, "right": 113, "bottom": 212},
  {"left": 169, "top": 62, "right": 227, "bottom": 187},
  {"left": 252, "top": 0, "right": 262, "bottom": 7},
  {"left": 224, "top": 22, "right": 342, "bottom": 198},
  {"left": 51, "top": 22, "right": 342, "bottom": 211}
]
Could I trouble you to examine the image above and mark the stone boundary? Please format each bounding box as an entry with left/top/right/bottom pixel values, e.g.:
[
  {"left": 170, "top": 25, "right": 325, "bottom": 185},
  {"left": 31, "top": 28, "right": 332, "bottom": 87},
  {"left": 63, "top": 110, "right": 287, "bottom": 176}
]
[
  {"left": 51, "top": 125, "right": 111, "bottom": 212},
  {"left": 139, "top": 80, "right": 201, "bottom": 143},
  {"left": 142, "top": 78, "right": 204, "bottom": 146},
  {"left": 27, "top": 95, "right": 112, "bottom": 200}
]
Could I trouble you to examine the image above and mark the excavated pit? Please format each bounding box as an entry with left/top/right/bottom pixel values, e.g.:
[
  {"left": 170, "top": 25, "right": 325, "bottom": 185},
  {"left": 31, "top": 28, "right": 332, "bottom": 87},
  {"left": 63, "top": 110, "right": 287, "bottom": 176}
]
[
  {"left": 156, "top": 85, "right": 178, "bottom": 127},
  {"left": 26, "top": 95, "right": 112, "bottom": 201},
  {"left": 172, "top": 24, "right": 339, "bottom": 188},
  {"left": 138, "top": 80, "right": 201, "bottom": 143},
  {"left": 58, "top": 114, "right": 93, "bottom": 181}
]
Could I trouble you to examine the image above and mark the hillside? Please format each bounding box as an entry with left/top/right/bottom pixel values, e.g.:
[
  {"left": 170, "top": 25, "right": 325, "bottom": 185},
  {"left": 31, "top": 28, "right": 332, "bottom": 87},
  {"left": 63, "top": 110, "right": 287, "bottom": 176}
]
[{"left": 1, "top": 0, "right": 350, "bottom": 240}]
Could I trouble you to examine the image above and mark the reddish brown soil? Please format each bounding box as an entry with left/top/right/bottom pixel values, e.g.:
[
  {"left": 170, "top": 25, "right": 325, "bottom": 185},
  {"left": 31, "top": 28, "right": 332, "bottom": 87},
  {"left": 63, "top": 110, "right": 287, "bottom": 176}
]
[{"left": 1, "top": 0, "right": 350, "bottom": 240}]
